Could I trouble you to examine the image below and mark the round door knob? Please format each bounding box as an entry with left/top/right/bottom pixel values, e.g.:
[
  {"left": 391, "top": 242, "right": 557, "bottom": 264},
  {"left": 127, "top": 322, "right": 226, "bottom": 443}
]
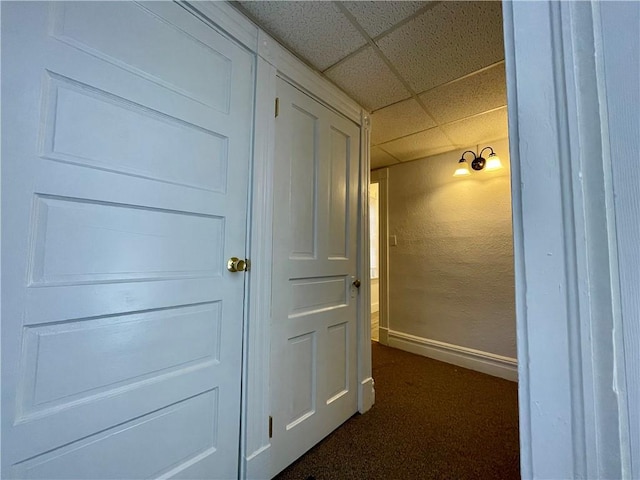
[
  {"left": 227, "top": 257, "right": 248, "bottom": 272},
  {"left": 352, "top": 279, "right": 361, "bottom": 288}
]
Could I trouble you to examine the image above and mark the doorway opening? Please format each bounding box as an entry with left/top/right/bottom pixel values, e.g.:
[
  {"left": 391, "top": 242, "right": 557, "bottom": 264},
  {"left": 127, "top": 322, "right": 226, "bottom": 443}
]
[
  {"left": 367, "top": 138, "right": 517, "bottom": 381},
  {"left": 369, "top": 168, "right": 389, "bottom": 346},
  {"left": 369, "top": 181, "right": 380, "bottom": 342}
]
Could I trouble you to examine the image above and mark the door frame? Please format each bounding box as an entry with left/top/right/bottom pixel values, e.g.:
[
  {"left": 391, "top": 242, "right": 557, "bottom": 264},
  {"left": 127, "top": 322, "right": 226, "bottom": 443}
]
[{"left": 503, "top": 1, "right": 631, "bottom": 478}]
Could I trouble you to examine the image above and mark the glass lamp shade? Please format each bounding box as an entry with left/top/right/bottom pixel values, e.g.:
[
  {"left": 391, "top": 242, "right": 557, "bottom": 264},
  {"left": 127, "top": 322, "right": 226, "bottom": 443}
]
[
  {"left": 453, "top": 161, "right": 471, "bottom": 177},
  {"left": 485, "top": 153, "right": 503, "bottom": 171}
]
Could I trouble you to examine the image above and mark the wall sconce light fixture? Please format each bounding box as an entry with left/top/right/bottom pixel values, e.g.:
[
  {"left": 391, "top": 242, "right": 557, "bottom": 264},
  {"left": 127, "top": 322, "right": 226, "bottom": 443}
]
[{"left": 453, "top": 146, "right": 503, "bottom": 177}]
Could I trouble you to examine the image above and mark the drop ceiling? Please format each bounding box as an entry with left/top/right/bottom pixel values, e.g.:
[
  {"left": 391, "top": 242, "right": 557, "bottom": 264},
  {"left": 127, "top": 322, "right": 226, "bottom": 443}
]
[{"left": 234, "top": 1, "right": 508, "bottom": 169}]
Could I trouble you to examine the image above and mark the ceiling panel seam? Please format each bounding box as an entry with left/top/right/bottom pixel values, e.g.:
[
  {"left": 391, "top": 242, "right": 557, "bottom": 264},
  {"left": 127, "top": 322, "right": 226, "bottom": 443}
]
[
  {"left": 369, "top": 1, "right": 444, "bottom": 43},
  {"left": 322, "top": 43, "right": 370, "bottom": 74},
  {"left": 372, "top": 105, "right": 508, "bottom": 148},
  {"left": 322, "top": 2, "right": 444, "bottom": 75},
  {"left": 369, "top": 60, "right": 506, "bottom": 114},
  {"left": 377, "top": 146, "right": 402, "bottom": 163},
  {"left": 442, "top": 105, "right": 508, "bottom": 125},
  {"left": 373, "top": 125, "right": 441, "bottom": 147},
  {"left": 423, "top": 60, "right": 506, "bottom": 93},
  {"left": 332, "top": 1, "right": 455, "bottom": 145},
  {"left": 234, "top": 0, "right": 509, "bottom": 168}
]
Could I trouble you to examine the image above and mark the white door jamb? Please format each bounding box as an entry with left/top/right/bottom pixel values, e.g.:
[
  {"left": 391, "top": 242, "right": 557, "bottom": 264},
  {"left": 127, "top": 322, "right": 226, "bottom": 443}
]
[
  {"left": 504, "top": 1, "right": 630, "bottom": 478},
  {"left": 358, "top": 113, "right": 374, "bottom": 413}
]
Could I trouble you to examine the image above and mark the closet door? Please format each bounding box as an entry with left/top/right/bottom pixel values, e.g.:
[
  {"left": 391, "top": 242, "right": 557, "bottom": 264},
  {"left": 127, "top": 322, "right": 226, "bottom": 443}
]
[
  {"left": 1, "top": 2, "right": 253, "bottom": 478},
  {"left": 270, "top": 78, "right": 361, "bottom": 477}
]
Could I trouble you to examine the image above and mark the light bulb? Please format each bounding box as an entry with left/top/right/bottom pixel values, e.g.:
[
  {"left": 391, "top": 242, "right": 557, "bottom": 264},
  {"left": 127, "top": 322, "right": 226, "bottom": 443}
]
[
  {"left": 453, "top": 161, "right": 471, "bottom": 177},
  {"left": 485, "top": 154, "right": 503, "bottom": 171}
]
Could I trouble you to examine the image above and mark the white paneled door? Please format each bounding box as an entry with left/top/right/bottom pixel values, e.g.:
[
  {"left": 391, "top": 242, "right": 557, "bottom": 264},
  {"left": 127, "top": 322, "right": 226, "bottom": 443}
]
[
  {"left": 1, "top": 2, "right": 253, "bottom": 478},
  {"left": 270, "top": 78, "right": 360, "bottom": 477}
]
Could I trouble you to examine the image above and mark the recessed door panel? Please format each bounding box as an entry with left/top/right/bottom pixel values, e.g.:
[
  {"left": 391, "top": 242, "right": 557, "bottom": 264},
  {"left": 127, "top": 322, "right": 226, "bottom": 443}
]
[
  {"left": 20, "top": 303, "right": 220, "bottom": 413},
  {"left": 328, "top": 127, "right": 351, "bottom": 259},
  {"left": 289, "top": 276, "right": 348, "bottom": 318},
  {"left": 50, "top": 2, "right": 233, "bottom": 113},
  {"left": 13, "top": 391, "right": 219, "bottom": 480},
  {"left": 326, "top": 322, "right": 349, "bottom": 404},
  {"left": 42, "top": 75, "right": 229, "bottom": 192},
  {"left": 289, "top": 106, "right": 318, "bottom": 259},
  {"left": 29, "top": 196, "right": 224, "bottom": 285},
  {"left": 286, "top": 333, "right": 316, "bottom": 429}
]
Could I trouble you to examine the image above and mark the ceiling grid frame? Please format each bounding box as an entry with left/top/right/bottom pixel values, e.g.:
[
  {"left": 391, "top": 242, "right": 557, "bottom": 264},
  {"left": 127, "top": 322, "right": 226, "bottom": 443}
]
[
  {"left": 234, "top": 0, "right": 508, "bottom": 166},
  {"left": 332, "top": 1, "right": 457, "bottom": 149}
]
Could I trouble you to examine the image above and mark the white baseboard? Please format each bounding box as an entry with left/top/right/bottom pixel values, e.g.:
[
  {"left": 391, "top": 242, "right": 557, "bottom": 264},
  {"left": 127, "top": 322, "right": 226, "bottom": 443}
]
[
  {"left": 388, "top": 331, "right": 518, "bottom": 382},
  {"left": 358, "top": 377, "right": 375, "bottom": 413},
  {"left": 378, "top": 327, "right": 389, "bottom": 346},
  {"left": 244, "top": 444, "right": 270, "bottom": 480}
]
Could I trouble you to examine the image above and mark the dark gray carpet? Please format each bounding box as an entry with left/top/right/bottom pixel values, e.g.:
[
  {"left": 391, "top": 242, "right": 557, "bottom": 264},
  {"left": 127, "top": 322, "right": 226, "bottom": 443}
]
[{"left": 275, "top": 342, "right": 520, "bottom": 480}]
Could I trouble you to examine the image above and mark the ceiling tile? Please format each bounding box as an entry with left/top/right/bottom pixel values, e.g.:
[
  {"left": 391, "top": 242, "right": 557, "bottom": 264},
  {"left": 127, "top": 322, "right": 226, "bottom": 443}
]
[
  {"left": 379, "top": 127, "right": 454, "bottom": 162},
  {"left": 419, "top": 64, "right": 507, "bottom": 124},
  {"left": 370, "top": 98, "right": 436, "bottom": 145},
  {"left": 341, "top": 1, "right": 428, "bottom": 38},
  {"left": 441, "top": 107, "right": 509, "bottom": 147},
  {"left": 237, "top": 1, "right": 366, "bottom": 71},
  {"left": 371, "top": 146, "right": 400, "bottom": 169},
  {"left": 325, "top": 46, "right": 411, "bottom": 111},
  {"left": 377, "top": 1, "right": 505, "bottom": 93}
]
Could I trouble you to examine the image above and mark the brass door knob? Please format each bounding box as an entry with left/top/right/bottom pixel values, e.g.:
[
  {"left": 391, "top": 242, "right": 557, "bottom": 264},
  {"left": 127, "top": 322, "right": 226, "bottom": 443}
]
[
  {"left": 352, "top": 279, "right": 361, "bottom": 288},
  {"left": 227, "top": 257, "right": 248, "bottom": 272}
]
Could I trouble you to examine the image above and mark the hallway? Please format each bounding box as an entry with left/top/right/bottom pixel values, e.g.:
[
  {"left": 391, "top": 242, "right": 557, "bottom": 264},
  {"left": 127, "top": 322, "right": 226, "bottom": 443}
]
[{"left": 276, "top": 343, "right": 520, "bottom": 480}]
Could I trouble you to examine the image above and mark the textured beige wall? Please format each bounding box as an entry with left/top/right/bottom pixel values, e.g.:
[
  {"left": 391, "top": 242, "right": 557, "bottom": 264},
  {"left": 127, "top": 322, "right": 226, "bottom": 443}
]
[{"left": 386, "top": 138, "right": 516, "bottom": 358}]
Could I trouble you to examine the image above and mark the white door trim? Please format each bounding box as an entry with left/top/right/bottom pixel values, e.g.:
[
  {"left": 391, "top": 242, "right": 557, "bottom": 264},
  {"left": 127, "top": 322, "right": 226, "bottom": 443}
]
[
  {"left": 370, "top": 168, "right": 389, "bottom": 347},
  {"left": 504, "top": 1, "right": 630, "bottom": 478},
  {"left": 241, "top": 57, "right": 276, "bottom": 480},
  {"left": 183, "top": 1, "right": 259, "bottom": 53},
  {"left": 256, "top": 30, "right": 363, "bottom": 126},
  {"left": 357, "top": 112, "right": 374, "bottom": 413}
]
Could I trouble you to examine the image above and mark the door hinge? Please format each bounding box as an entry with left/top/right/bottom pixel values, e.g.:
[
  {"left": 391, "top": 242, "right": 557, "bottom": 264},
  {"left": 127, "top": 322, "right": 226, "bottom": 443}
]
[
  {"left": 275, "top": 97, "right": 280, "bottom": 118},
  {"left": 269, "top": 416, "right": 273, "bottom": 438}
]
